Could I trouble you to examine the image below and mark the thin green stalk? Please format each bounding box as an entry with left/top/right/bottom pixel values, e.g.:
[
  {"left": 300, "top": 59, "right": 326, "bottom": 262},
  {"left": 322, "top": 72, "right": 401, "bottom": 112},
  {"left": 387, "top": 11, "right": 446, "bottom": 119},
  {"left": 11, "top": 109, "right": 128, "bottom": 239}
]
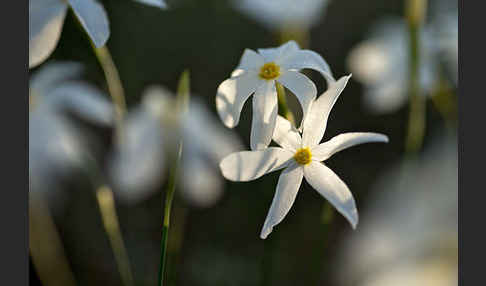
[
  {"left": 405, "top": 0, "right": 428, "bottom": 153},
  {"left": 276, "top": 82, "right": 296, "bottom": 125},
  {"left": 29, "top": 195, "right": 77, "bottom": 286},
  {"left": 158, "top": 70, "right": 190, "bottom": 286},
  {"left": 96, "top": 185, "right": 135, "bottom": 286},
  {"left": 91, "top": 44, "right": 127, "bottom": 135}
]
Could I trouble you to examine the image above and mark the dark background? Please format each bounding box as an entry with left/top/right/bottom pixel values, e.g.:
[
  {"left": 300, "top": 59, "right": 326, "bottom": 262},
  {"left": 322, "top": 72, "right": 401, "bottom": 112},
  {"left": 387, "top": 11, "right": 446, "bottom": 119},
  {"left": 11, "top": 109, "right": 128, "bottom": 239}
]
[{"left": 29, "top": 0, "right": 456, "bottom": 285}]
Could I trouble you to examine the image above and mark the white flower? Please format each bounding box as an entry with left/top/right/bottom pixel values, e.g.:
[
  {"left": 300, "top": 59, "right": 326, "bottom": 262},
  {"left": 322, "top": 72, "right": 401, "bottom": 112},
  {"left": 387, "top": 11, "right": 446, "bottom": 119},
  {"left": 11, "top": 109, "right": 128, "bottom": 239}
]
[
  {"left": 216, "top": 40, "right": 334, "bottom": 150},
  {"left": 347, "top": 15, "right": 457, "bottom": 114},
  {"left": 29, "top": 0, "right": 165, "bottom": 69},
  {"left": 232, "top": 0, "right": 330, "bottom": 30},
  {"left": 133, "top": 0, "right": 167, "bottom": 8},
  {"left": 347, "top": 18, "right": 439, "bottom": 113},
  {"left": 219, "top": 75, "right": 389, "bottom": 239},
  {"left": 29, "top": 0, "right": 110, "bottom": 68},
  {"left": 30, "top": 61, "right": 114, "bottom": 205},
  {"left": 109, "top": 86, "right": 243, "bottom": 207}
]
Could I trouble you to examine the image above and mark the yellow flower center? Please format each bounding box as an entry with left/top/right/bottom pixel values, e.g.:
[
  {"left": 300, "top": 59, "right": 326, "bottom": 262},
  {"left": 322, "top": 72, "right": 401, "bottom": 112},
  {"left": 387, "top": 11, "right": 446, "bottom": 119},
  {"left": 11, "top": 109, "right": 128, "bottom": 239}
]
[
  {"left": 294, "top": 147, "right": 312, "bottom": 165},
  {"left": 259, "top": 62, "right": 280, "bottom": 80}
]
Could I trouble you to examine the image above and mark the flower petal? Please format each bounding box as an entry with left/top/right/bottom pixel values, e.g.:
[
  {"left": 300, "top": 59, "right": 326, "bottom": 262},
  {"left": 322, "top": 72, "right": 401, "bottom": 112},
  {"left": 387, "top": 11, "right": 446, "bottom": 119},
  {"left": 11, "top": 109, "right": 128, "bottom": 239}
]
[
  {"left": 29, "top": 0, "right": 68, "bottom": 68},
  {"left": 219, "top": 147, "right": 293, "bottom": 182},
  {"left": 133, "top": 0, "right": 167, "bottom": 9},
  {"left": 272, "top": 116, "right": 302, "bottom": 151},
  {"left": 216, "top": 71, "right": 260, "bottom": 128},
  {"left": 304, "top": 162, "right": 358, "bottom": 228},
  {"left": 279, "top": 49, "right": 335, "bottom": 83},
  {"left": 257, "top": 40, "right": 300, "bottom": 63},
  {"left": 302, "top": 75, "right": 351, "bottom": 147},
  {"left": 312, "top": 133, "right": 389, "bottom": 161},
  {"left": 251, "top": 81, "right": 278, "bottom": 150},
  {"left": 30, "top": 61, "right": 84, "bottom": 96},
  {"left": 260, "top": 163, "right": 304, "bottom": 239},
  {"left": 68, "top": 0, "right": 110, "bottom": 48},
  {"left": 231, "top": 49, "right": 265, "bottom": 76},
  {"left": 277, "top": 70, "right": 317, "bottom": 128}
]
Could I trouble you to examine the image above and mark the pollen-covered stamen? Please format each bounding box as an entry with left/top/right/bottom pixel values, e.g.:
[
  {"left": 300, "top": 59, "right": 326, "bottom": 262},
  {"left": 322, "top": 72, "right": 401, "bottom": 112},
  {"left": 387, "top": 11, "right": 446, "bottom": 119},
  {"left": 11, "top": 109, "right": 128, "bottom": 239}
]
[
  {"left": 294, "top": 147, "right": 312, "bottom": 165},
  {"left": 259, "top": 62, "right": 280, "bottom": 80}
]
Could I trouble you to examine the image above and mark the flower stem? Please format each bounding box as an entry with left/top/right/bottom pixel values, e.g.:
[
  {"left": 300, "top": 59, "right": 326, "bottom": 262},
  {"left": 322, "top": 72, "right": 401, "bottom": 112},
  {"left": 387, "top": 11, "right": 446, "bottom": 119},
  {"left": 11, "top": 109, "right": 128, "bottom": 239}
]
[
  {"left": 405, "top": 0, "right": 428, "bottom": 153},
  {"left": 29, "top": 195, "right": 77, "bottom": 286},
  {"left": 91, "top": 44, "right": 127, "bottom": 135},
  {"left": 158, "top": 70, "right": 190, "bottom": 286},
  {"left": 96, "top": 185, "right": 135, "bottom": 286},
  {"left": 276, "top": 82, "right": 296, "bottom": 125}
]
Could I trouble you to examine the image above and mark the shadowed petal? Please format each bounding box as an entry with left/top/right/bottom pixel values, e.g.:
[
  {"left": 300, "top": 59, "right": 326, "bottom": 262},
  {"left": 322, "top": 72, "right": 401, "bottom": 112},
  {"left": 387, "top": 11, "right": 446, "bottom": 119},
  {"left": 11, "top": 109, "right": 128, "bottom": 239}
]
[
  {"left": 133, "top": 0, "right": 167, "bottom": 9},
  {"left": 251, "top": 81, "right": 278, "bottom": 150},
  {"left": 231, "top": 49, "right": 265, "bottom": 76},
  {"left": 304, "top": 162, "right": 358, "bottom": 228},
  {"left": 279, "top": 49, "right": 335, "bottom": 83},
  {"left": 219, "top": 147, "right": 293, "bottom": 182},
  {"left": 260, "top": 163, "right": 303, "bottom": 239},
  {"left": 277, "top": 70, "right": 317, "bottom": 128},
  {"left": 68, "top": 0, "right": 110, "bottom": 47},
  {"left": 272, "top": 116, "right": 302, "bottom": 152},
  {"left": 302, "top": 75, "right": 351, "bottom": 147},
  {"left": 258, "top": 41, "right": 300, "bottom": 63},
  {"left": 312, "top": 132, "right": 389, "bottom": 161},
  {"left": 29, "top": 0, "right": 68, "bottom": 68},
  {"left": 216, "top": 71, "right": 260, "bottom": 128}
]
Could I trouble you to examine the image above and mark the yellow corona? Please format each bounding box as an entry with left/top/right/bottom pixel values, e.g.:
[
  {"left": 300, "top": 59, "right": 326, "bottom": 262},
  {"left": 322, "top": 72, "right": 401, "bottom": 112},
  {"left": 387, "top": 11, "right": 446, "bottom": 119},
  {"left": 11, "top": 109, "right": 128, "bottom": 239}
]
[
  {"left": 259, "top": 62, "right": 280, "bottom": 80},
  {"left": 293, "top": 147, "right": 312, "bottom": 165}
]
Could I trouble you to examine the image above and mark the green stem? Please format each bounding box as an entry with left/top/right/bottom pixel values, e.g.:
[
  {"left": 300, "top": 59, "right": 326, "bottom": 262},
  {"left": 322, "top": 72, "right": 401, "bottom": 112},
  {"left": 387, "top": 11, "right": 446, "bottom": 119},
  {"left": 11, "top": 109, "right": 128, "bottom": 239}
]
[
  {"left": 276, "top": 82, "right": 296, "bottom": 125},
  {"left": 405, "top": 0, "right": 428, "bottom": 153},
  {"left": 158, "top": 70, "right": 190, "bottom": 286},
  {"left": 29, "top": 195, "right": 77, "bottom": 286},
  {"left": 91, "top": 45, "right": 127, "bottom": 137},
  {"left": 96, "top": 185, "right": 135, "bottom": 286}
]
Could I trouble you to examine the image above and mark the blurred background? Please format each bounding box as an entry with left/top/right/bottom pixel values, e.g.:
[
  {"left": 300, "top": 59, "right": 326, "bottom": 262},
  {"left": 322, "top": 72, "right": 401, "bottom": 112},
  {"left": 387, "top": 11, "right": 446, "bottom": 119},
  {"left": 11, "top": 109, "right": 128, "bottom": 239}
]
[{"left": 29, "top": 0, "right": 457, "bottom": 285}]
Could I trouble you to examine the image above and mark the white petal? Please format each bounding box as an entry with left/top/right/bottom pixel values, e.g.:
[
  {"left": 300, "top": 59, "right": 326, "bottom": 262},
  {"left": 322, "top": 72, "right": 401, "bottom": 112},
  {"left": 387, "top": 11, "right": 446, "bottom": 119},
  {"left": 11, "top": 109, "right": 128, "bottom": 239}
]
[
  {"left": 29, "top": 0, "right": 68, "bottom": 68},
  {"left": 257, "top": 41, "right": 300, "bottom": 63},
  {"left": 304, "top": 162, "right": 358, "bottom": 228},
  {"left": 251, "top": 81, "right": 278, "bottom": 150},
  {"left": 219, "top": 147, "right": 293, "bottom": 182},
  {"left": 312, "top": 133, "right": 389, "bottom": 161},
  {"left": 46, "top": 82, "right": 115, "bottom": 126},
  {"left": 279, "top": 49, "right": 335, "bottom": 83},
  {"left": 109, "top": 109, "right": 166, "bottom": 203},
  {"left": 260, "top": 163, "right": 304, "bottom": 239},
  {"left": 231, "top": 49, "right": 265, "bottom": 76},
  {"left": 30, "top": 61, "right": 84, "bottom": 96},
  {"left": 276, "top": 70, "right": 317, "bottom": 128},
  {"left": 302, "top": 75, "right": 351, "bottom": 147},
  {"left": 272, "top": 116, "right": 302, "bottom": 151},
  {"left": 180, "top": 156, "right": 223, "bottom": 208},
  {"left": 133, "top": 0, "right": 167, "bottom": 9},
  {"left": 68, "top": 0, "right": 110, "bottom": 48},
  {"left": 183, "top": 100, "right": 244, "bottom": 162},
  {"left": 216, "top": 71, "right": 260, "bottom": 128}
]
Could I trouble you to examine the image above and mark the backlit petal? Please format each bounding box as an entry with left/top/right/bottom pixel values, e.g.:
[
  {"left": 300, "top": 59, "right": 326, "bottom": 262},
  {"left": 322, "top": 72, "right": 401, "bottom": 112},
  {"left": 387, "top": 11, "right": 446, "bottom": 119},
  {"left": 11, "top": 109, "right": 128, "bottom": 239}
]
[
  {"left": 68, "top": 0, "right": 110, "bottom": 47},
  {"left": 272, "top": 116, "right": 302, "bottom": 152},
  {"left": 251, "top": 81, "right": 278, "bottom": 150}
]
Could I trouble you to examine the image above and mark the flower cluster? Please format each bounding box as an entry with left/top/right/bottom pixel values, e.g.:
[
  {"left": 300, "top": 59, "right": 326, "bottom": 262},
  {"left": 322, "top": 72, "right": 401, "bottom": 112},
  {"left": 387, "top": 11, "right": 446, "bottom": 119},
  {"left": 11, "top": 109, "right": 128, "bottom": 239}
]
[{"left": 216, "top": 41, "right": 389, "bottom": 239}]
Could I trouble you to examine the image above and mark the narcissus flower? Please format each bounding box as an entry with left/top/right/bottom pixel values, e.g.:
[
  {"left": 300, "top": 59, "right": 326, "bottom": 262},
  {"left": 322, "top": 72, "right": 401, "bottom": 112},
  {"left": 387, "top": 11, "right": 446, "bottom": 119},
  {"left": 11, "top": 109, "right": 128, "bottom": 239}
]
[
  {"left": 109, "top": 86, "right": 243, "bottom": 207},
  {"left": 29, "top": 0, "right": 166, "bottom": 68},
  {"left": 216, "top": 40, "right": 334, "bottom": 150},
  {"left": 219, "top": 75, "right": 389, "bottom": 239}
]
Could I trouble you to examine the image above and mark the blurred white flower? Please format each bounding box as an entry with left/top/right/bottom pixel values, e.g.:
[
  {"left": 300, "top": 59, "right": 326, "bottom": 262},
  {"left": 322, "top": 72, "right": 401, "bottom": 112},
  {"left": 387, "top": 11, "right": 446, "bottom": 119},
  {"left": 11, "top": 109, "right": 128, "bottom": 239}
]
[
  {"left": 347, "top": 18, "right": 439, "bottom": 113},
  {"left": 232, "top": 0, "right": 330, "bottom": 31},
  {"left": 29, "top": 0, "right": 165, "bottom": 68},
  {"left": 219, "top": 75, "right": 389, "bottom": 239},
  {"left": 133, "top": 0, "right": 167, "bottom": 9},
  {"left": 109, "top": 86, "right": 243, "bottom": 207},
  {"left": 29, "top": 0, "right": 110, "bottom": 68},
  {"left": 216, "top": 40, "right": 334, "bottom": 150},
  {"left": 29, "top": 61, "right": 114, "bottom": 204},
  {"left": 334, "top": 134, "right": 457, "bottom": 286}
]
